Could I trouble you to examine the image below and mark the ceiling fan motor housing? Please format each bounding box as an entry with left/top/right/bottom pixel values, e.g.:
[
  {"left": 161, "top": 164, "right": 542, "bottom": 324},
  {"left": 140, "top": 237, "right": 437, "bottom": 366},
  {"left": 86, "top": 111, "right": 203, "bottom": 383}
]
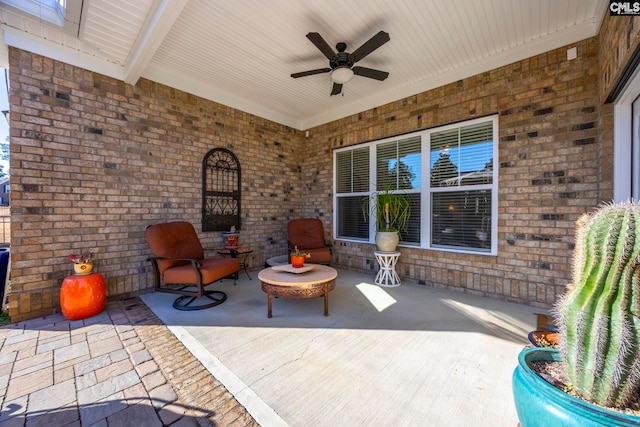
[{"left": 330, "top": 51, "right": 353, "bottom": 69}]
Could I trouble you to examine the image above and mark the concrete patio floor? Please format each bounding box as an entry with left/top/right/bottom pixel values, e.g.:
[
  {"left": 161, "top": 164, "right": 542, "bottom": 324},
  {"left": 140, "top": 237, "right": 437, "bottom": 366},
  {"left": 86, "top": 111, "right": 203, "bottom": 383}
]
[{"left": 141, "top": 267, "right": 540, "bottom": 427}]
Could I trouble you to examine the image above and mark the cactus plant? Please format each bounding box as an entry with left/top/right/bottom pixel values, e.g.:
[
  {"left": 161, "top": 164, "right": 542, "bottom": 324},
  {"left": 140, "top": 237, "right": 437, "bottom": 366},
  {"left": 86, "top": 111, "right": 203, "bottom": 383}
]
[{"left": 555, "top": 201, "right": 640, "bottom": 407}]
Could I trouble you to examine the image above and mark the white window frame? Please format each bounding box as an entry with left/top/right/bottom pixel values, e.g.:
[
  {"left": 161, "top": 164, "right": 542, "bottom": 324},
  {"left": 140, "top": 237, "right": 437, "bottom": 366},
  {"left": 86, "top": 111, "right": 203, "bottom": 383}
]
[
  {"left": 614, "top": 63, "right": 640, "bottom": 201},
  {"left": 333, "top": 115, "right": 499, "bottom": 255}
]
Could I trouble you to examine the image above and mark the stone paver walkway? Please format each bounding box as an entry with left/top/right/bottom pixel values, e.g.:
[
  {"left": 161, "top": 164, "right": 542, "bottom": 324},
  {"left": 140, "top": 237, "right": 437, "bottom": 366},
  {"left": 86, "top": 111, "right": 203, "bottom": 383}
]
[{"left": 0, "top": 298, "right": 258, "bottom": 426}]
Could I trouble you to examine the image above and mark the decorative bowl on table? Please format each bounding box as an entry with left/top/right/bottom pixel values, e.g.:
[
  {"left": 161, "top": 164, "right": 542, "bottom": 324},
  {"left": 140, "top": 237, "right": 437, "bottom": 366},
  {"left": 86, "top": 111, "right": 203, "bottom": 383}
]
[{"left": 272, "top": 264, "right": 315, "bottom": 274}]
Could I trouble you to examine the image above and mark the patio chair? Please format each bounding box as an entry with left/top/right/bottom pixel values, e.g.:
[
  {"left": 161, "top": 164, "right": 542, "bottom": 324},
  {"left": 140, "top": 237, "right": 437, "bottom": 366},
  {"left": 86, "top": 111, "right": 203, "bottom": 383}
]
[
  {"left": 146, "top": 221, "right": 240, "bottom": 311},
  {"left": 287, "top": 218, "right": 332, "bottom": 265}
]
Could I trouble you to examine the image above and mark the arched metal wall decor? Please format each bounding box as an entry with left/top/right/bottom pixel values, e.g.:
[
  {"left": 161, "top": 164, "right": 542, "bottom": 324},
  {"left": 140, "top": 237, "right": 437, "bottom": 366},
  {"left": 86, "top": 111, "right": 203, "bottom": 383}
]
[{"left": 202, "top": 148, "right": 241, "bottom": 232}]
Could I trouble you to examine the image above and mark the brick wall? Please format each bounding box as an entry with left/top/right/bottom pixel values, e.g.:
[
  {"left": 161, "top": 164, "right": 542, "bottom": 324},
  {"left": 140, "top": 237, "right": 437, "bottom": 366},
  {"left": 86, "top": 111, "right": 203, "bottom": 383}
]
[
  {"left": 596, "top": 16, "right": 640, "bottom": 211},
  {"left": 7, "top": 15, "right": 639, "bottom": 320},
  {"left": 303, "top": 37, "right": 602, "bottom": 307},
  {"left": 7, "top": 47, "right": 302, "bottom": 321},
  {"left": 598, "top": 15, "right": 640, "bottom": 102}
]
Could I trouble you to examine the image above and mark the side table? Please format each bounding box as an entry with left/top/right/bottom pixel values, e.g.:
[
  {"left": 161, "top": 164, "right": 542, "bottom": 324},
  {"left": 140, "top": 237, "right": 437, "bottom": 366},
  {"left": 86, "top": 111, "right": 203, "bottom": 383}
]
[
  {"left": 374, "top": 251, "right": 401, "bottom": 287},
  {"left": 258, "top": 265, "right": 337, "bottom": 318},
  {"left": 217, "top": 247, "right": 253, "bottom": 280},
  {"left": 60, "top": 272, "right": 107, "bottom": 320}
]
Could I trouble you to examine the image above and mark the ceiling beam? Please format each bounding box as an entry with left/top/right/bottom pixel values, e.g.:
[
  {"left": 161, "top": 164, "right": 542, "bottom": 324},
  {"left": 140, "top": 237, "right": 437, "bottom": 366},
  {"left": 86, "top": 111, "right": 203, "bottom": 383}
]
[
  {"left": 63, "top": 0, "right": 83, "bottom": 37},
  {"left": 124, "top": 0, "right": 188, "bottom": 86}
]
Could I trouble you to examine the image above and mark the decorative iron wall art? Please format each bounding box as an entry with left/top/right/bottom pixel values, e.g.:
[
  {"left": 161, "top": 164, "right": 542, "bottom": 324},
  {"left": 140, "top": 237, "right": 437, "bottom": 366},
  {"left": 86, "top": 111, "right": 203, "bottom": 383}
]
[{"left": 202, "top": 148, "right": 241, "bottom": 232}]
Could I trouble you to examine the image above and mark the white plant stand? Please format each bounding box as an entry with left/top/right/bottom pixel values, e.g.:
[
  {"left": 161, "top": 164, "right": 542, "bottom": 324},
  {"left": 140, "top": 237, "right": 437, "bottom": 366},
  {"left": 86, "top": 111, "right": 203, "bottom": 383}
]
[{"left": 374, "top": 251, "right": 401, "bottom": 287}]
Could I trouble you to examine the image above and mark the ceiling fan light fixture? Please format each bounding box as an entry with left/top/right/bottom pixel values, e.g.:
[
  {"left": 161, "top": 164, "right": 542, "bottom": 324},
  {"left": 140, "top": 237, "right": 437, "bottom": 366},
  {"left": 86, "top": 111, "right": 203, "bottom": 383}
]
[{"left": 330, "top": 66, "right": 354, "bottom": 84}]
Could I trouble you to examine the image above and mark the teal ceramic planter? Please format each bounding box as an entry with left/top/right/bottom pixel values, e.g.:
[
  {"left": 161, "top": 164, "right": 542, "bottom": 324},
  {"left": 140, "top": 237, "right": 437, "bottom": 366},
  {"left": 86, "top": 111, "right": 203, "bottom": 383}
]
[{"left": 513, "top": 347, "right": 640, "bottom": 427}]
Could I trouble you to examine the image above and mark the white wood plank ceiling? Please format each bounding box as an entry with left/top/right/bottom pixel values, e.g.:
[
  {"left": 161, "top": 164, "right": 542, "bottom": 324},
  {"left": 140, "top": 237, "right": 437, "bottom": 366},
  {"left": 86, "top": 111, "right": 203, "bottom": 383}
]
[{"left": 0, "top": 0, "right": 607, "bottom": 130}]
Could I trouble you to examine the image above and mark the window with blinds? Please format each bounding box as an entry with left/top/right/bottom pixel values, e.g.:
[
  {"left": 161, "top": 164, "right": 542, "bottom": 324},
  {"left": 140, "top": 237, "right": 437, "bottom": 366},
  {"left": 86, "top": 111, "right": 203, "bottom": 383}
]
[
  {"left": 335, "top": 148, "right": 369, "bottom": 239},
  {"left": 376, "top": 136, "right": 421, "bottom": 190},
  {"left": 376, "top": 136, "right": 422, "bottom": 244},
  {"left": 333, "top": 115, "right": 497, "bottom": 254},
  {"left": 430, "top": 120, "right": 494, "bottom": 251},
  {"left": 431, "top": 121, "right": 493, "bottom": 188}
]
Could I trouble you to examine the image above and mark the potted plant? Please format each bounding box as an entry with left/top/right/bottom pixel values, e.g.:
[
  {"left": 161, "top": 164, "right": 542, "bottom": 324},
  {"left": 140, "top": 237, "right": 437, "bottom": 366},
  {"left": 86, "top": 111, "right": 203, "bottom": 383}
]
[
  {"left": 222, "top": 225, "right": 240, "bottom": 249},
  {"left": 290, "top": 246, "right": 310, "bottom": 268},
  {"left": 513, "top": 202, "right": 640, "bottom": 426},
  {"left": 68, "top": 252, "right": 95, "bottom": 275},
  {"left": 363, "top": 186, "right": 411, "bottom": 251}
]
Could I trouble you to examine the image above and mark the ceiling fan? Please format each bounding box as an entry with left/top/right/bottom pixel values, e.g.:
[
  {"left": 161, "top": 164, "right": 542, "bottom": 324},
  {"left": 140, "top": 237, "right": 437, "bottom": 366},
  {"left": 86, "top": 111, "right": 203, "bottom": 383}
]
[{"left": 291, "top": 31, "right": 390, "bottom": 96}]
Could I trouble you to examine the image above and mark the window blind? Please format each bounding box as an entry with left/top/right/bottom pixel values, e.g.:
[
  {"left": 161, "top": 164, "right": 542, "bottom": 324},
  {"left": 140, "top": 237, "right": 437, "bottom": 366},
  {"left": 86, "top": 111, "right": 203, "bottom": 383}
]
[
  {"left": 336, "top": 147, "right": 369, "bottom": 193},
  {"left": 431, "top": 121, "right": 493, "bottom": 188},
  {"left": 336, "top": 147, "right": 370, "bottom": 239},
  {"left": 376, "top": 136, "right": 421, "bottom": 190}
]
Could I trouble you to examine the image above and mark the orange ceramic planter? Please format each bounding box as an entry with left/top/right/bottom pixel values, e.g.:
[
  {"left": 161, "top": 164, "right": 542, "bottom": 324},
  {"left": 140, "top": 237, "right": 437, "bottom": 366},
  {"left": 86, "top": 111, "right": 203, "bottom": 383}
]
[
  {"left": 291, "top": 255, "right": 305, "bottom": 268},
  {"left": 223, "top": 233, "right": 239, "bottom": 248},
  {"left": 73, "top": 262, "right": 93, "bottom": 275},
  {"left": 60, "top": 272, "right": 106, "bottom": 320}
]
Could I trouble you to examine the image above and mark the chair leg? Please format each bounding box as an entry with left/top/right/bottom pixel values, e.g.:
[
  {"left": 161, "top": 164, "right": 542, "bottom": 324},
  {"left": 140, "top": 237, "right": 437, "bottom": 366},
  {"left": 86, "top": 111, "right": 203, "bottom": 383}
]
[
  {"left": 229, "top": 271, "right": 238, "bottom": 286},
  {"left": 171, "top": 287, "right": 227, "bottom": 311}
]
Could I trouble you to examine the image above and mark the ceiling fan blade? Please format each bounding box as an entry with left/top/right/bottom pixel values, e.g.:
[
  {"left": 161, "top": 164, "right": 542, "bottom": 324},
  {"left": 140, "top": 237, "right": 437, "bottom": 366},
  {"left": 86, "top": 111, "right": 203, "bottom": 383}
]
[
  {"left": 306, "top": 32, "right": 335, "bottom": 60},
  {"left": 330, "top": 83, "right": 343, "bottom": 96},
  {"left": 350, "top": 31, "right": 390, "bottom": 63},
  {"left": 353, "top": 66, "right": 389, "bottom": 81},
  {"left": 291, "top": 68, "right": 332, "bottom": 78}
]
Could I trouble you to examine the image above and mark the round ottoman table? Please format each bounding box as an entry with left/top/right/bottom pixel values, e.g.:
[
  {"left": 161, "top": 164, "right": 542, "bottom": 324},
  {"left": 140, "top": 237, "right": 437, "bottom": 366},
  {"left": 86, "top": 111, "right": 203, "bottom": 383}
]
[{"left": 258, "top": 264, "right": 337, "bottom": 318}]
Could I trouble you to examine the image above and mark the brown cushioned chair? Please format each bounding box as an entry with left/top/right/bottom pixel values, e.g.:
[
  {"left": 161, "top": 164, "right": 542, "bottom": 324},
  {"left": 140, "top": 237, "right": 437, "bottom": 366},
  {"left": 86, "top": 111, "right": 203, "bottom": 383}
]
[
  {"left": 146, "top": 221, "right": 240, "bottom": 311},
  {"left": 287, "top": 218, "right": 332, "bottom": 265}
]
